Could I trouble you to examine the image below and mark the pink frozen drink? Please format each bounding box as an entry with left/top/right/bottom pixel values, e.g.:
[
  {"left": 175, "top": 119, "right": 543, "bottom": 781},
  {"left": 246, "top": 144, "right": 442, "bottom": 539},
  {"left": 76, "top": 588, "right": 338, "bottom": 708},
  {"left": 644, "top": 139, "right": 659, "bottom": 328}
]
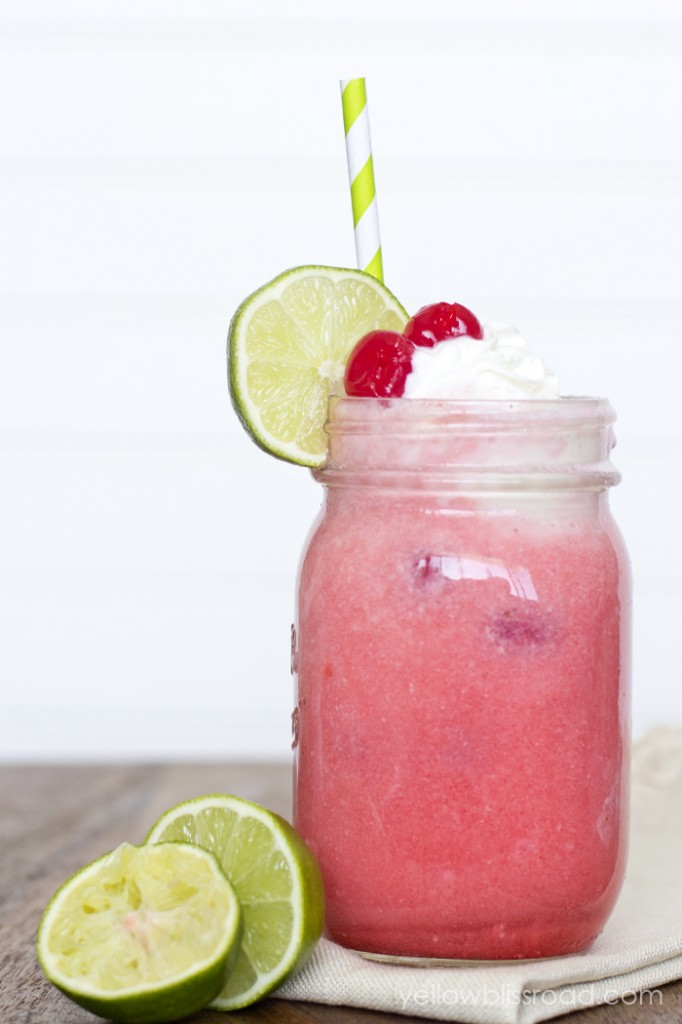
[{"left": 293, "top": 305, "right": 630, "bottom": 960}]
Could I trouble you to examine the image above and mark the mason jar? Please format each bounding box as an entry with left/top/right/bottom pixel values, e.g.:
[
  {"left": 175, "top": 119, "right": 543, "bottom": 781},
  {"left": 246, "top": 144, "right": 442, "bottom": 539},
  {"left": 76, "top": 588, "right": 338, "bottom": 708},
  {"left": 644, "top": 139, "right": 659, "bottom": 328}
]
[{"left": 292, "top": 397, "right": 631, "bottom": 962}]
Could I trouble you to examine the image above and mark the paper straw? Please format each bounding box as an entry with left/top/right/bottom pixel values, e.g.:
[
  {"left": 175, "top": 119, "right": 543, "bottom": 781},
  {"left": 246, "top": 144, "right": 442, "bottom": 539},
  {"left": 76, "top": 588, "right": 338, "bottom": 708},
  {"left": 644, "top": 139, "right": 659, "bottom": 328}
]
[{"left": 340, "top": 78, "right": 384, "bottom": 283}]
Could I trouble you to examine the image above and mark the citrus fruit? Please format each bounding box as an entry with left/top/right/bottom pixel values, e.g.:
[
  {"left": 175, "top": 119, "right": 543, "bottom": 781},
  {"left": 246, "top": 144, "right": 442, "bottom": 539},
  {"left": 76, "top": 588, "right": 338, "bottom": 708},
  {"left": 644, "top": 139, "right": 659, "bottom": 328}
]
[
  {"left": 227, "top": 265, "right": 408, "bottom": 466},
  {"left": 36, "top": 842, "right": 243, "bottom": 1024},
  {"left": 145, "top": 794, "right": 324, "bottom": 1010}
]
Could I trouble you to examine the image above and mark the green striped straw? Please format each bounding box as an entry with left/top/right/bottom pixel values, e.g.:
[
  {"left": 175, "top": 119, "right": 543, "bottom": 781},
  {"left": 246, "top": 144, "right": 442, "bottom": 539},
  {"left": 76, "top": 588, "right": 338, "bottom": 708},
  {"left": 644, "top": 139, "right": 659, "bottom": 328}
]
[{"left": 340, "top": 78, "right": 384, "bottom": 283}]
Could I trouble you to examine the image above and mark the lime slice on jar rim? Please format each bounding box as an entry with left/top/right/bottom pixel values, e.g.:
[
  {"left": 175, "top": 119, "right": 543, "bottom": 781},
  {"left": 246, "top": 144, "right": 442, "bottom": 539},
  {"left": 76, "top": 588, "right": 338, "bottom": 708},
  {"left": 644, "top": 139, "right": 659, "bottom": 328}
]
[
  {"left": 227, "top": 265, "right": 408, "bottom": 467},
  {"left": 36, "top": 841, "right": 242, "bottom": 1024},
  {"left": 145, "top": 793, "right": 325, "bottom": 1011}
]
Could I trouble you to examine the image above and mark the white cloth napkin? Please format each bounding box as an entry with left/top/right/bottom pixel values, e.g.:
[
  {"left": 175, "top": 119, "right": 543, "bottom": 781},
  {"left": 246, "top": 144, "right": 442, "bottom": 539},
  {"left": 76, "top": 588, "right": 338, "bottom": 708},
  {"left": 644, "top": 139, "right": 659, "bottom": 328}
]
[{"left": 277, "top": 728, "right": 682, "bottom": 1023}]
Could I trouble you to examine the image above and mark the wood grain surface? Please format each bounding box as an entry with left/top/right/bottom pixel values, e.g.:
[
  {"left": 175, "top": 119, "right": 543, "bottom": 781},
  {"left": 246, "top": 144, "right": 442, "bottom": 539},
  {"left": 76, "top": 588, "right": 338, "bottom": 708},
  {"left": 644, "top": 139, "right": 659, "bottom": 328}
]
[{"left": 1, "top": 763, "right": 680, "bottom": 1024}]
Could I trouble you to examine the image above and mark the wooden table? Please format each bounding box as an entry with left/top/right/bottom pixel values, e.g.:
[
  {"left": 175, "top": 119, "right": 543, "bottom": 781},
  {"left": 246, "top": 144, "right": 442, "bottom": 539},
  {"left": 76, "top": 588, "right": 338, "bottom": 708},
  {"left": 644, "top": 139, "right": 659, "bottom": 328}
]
[{"left": 1, "top": 763, "right": 680, "bottom": 1024}]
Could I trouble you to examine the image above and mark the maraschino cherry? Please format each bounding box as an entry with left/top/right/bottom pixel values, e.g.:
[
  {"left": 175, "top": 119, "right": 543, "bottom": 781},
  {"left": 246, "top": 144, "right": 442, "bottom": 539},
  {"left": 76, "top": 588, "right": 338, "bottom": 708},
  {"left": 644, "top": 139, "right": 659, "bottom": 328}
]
[
  {"left": 344, "top": 330, "right": 414, "bottom": 397},
  {"left": 344, "top": 301, "right": 483, "bottom": 398},
  {"left": 404, "top": 301, "right": 483, "bottom": 347}
]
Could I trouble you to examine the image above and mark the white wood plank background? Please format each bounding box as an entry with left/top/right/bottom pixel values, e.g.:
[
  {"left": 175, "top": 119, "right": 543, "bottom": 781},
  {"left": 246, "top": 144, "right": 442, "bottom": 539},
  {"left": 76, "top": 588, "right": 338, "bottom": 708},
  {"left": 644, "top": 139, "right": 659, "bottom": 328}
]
[{"left": 1, "top": 0, "right": 681, "bottom": 759}]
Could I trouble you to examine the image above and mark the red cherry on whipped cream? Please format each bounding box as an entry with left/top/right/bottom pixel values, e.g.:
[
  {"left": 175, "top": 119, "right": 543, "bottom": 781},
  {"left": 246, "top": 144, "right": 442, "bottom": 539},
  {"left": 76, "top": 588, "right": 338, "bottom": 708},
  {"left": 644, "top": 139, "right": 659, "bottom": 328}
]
[
  {"left": 344, "top": 330, "right": 414, "bottom": 398},
  {"left": 404, "top": 301, "right": 483, "bottom": 347}
]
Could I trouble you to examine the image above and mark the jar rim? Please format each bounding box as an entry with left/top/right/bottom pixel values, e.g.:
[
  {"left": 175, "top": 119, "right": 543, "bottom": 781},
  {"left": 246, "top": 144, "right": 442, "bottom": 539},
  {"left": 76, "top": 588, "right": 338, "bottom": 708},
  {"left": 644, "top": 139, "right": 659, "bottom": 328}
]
[
  {"left": 317, "top": 395, "right": 620, "bottom": 492},
  {"left": 325, "top": 395, "right": 616, "bottom": 435}
]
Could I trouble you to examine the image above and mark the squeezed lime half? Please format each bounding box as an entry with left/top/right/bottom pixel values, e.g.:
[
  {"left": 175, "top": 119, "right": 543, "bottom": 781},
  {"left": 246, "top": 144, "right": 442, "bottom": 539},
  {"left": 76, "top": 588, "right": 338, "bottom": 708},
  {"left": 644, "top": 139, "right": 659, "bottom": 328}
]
[{"left": 36, "top": 842, "right": 242, "bottom": 1024}]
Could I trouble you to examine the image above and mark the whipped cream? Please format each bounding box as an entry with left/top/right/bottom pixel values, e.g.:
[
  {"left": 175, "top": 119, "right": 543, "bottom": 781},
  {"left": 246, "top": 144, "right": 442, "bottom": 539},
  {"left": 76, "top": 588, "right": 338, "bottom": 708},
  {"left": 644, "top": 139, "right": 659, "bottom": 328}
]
[{"left": 403, "top": 323, "right": 560, "bottom": 400}]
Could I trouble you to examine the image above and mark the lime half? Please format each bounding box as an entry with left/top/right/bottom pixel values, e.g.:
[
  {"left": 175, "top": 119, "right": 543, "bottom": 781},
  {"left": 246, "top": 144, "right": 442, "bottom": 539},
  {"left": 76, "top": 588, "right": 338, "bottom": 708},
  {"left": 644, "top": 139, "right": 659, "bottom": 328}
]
[
  {"left": 227, "top": 265, "right": 408, "bottom": 466},
  {"left": 145, "top": 794, "right": 324, "bottom": 1010},
  {"left": 36, "top": 842, "right": 242, "bottom": 1024}
]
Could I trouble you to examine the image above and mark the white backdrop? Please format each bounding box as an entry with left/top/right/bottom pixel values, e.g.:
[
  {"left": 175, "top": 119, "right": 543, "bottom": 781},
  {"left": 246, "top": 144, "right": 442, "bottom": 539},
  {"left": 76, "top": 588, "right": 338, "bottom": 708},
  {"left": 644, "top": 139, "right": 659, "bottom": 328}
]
[{"left": 2, "top": 0, "right": 681, "bottom": 760}]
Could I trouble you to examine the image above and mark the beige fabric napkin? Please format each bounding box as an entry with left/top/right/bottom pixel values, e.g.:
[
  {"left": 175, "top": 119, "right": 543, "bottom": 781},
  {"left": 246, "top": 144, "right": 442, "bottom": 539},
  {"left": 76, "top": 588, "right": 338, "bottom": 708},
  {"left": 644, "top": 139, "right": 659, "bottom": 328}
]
[{"left": 277, "top": 728, "right": 682, "bottom": 1023}]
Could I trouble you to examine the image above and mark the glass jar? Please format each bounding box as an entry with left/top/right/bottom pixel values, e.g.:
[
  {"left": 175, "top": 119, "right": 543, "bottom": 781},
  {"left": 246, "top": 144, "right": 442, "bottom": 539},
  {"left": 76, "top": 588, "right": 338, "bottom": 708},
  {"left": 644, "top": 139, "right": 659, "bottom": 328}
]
[{"left": 292, "top": 397, "right": 630, "bottom": 963}]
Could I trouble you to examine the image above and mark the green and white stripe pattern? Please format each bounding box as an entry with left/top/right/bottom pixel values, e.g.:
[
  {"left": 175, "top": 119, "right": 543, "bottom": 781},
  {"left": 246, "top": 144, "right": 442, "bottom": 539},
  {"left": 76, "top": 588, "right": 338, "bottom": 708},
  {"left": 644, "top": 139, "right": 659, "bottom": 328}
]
[{"left": 340, "top": 77, "right": 383, "bottom": 283}]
